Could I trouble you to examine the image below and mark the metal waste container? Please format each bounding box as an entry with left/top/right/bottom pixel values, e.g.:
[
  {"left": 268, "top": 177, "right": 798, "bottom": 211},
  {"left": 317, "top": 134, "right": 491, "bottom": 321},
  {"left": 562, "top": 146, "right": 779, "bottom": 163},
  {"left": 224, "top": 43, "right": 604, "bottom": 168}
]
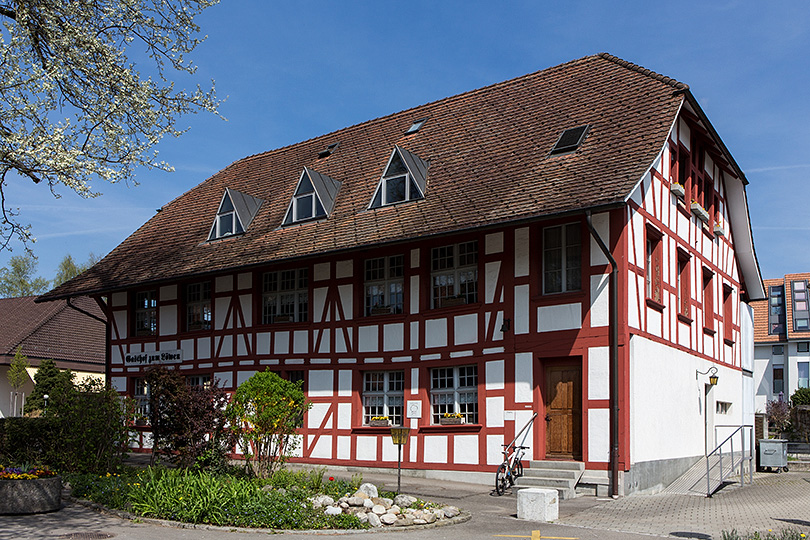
[{"left": 759, "top": 439, "right": 789, "bottom": 472}]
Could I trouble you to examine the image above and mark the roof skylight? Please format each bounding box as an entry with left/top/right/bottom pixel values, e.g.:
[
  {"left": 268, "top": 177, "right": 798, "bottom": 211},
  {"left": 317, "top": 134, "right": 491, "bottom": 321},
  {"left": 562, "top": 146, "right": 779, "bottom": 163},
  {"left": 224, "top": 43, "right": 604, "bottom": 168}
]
[
  {"left": 405, "top": 117, "right": 428, "bottom": 135},
  {"left": 318, "top": 142, "right": 339, "bottom": 159},
  {"left": 549, "top": 125, "right": 590, "bottom": 156}
]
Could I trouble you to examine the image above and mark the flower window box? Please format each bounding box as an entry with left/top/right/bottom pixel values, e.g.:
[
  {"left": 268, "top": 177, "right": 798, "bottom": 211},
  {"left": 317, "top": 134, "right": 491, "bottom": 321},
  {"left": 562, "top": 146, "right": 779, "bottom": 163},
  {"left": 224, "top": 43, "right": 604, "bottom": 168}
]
[
  {"left": 368, "top": 417, "right": 390, "bottom": 427},
  {"left": 670, "top": 183, "right": 686, "bottom": 198},
  {"left": 440, "top": 297, "right": 467, "bottom": 308},
  {"left": 713, "top": 223, "right": 726, "bottom": 237},
  {"left": 690, "top": 202, "right": 710, "bottom": 223},
  {"left": 440, "top": 416, "right": 464, "bottom": 425}
]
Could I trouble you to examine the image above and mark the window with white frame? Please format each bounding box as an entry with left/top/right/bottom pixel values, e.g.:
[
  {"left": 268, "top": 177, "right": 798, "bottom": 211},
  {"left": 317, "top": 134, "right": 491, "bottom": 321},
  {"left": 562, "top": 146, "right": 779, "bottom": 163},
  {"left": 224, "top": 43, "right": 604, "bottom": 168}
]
[
  {"left": 133, "top": 290, "right": 157, "bottom": 336},
  {"left": 210, "top": 191, "right": 244, "bottom": 239},
  {"left": 133, "top": 378, "right": 150, "bottom": 417},
  {"left": 362, "top": 371, "right": 404, "bottom": 425},
  {"left": 369, "top": 148, "right": 425, "bottom": 208},
  {"left": 186, "top": 374, "right": 211, "bottom": 388},
  {"left": 431, "top": 241, "right": 478, "bottom": 308},
  {"left": 430, "top": 365, "right": 478, "bottom": 424},
  {"left": 799, "top": 362, "right": 809, "bottom": 389},
  {"left": 287, "top": 171, "right": 326, "bottom": 223},
  {"left": 186, "top": 282, "right": 212, "bottom": 331},
  {"left": 365, "top": 255, "right": 404, "bottom": 315},
  {"left": 543, "top": 223, "right": 581, "bottom": 294},
  {"left": 262, "top": 269, "right": 308, "bottom": 323}
]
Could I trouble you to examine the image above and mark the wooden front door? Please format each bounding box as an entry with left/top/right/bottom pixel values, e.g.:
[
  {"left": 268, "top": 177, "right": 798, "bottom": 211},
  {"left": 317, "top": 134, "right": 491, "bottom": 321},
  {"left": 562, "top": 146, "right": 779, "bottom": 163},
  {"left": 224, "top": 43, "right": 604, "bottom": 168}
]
[{"left": 544, "top": 364, "right": 582, "bottom": 460}]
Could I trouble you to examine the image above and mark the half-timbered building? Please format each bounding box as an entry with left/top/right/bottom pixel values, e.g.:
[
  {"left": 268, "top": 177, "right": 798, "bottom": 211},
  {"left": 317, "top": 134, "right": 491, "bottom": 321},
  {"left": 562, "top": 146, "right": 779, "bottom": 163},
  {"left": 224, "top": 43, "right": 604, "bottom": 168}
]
[{"left": 40, "top": 54, "right": 764, "bottom": 495}]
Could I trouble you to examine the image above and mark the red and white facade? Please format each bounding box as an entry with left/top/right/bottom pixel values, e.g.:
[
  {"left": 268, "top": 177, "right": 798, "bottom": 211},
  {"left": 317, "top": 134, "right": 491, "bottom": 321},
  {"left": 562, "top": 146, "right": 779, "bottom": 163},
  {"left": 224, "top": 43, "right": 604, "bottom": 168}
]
[{"left": 44, "top": 55, "right": 764, "bottom": 495}]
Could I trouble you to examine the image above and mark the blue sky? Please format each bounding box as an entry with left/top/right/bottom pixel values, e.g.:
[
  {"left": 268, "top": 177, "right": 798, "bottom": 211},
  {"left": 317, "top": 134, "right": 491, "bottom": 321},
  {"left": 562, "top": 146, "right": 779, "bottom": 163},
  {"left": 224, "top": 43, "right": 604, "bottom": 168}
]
[{"left": 2, "top": 1, "right": 810, "bottom": 284}]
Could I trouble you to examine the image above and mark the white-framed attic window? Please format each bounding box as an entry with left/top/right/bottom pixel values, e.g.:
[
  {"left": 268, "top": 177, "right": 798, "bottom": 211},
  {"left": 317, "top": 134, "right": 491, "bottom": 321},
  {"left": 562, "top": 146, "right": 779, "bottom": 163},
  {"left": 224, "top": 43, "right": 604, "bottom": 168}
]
[
  {"left": 369, "top": 146, "right": 428, "bottom": 209},
  {"left": 283, "top": 167, "right": 341, "bottom": 226},
  {"left": 208, "top": 188, "right": 263, "bottom": 241}
]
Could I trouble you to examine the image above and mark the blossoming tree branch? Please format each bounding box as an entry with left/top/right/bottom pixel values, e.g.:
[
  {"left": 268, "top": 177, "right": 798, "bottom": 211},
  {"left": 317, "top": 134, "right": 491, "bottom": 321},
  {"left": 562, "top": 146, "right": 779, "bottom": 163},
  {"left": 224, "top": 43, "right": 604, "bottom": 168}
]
[{"left": 0, "top": 0, "right": 221, "bottom": 251}]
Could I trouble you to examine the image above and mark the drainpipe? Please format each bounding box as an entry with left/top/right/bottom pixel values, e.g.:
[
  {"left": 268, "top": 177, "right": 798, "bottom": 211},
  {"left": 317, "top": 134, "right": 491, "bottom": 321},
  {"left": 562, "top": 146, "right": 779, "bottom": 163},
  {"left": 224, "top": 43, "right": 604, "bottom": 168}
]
[{"left": 586, "top": 210, "right": 620, "bottom": 497}]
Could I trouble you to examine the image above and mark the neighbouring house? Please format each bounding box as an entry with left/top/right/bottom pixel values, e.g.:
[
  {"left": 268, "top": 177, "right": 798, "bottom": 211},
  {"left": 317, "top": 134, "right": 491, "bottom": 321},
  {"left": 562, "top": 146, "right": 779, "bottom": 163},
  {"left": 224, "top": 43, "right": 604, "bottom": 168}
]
[
  {"left": 39, "top": 54, "right": 765, "bottom": 495},
  {"left": 0, "top": 296, "right": 106, "bottom": 418},
  {"left": 752, "top": 274, "right": 810, "bottom": 412}
]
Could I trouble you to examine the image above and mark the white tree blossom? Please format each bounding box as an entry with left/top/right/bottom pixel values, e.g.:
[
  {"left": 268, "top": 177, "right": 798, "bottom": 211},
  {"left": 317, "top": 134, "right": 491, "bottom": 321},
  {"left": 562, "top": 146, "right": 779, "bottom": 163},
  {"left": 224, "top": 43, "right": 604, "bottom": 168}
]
[{"left": 0, "top": 0, "right": 220, "bottom": 250}]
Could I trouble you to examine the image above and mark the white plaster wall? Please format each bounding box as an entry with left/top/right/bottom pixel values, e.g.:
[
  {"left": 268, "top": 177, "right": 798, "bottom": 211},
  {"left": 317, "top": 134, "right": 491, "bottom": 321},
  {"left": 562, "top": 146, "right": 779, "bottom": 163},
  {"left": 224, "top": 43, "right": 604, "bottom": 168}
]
[
  {"left": 111, "top": 292, "right": 127, "bottom": 307},
  {"left": 308, "top": 370, "right": 333, "bottom": 397},
  {"left": 487, "top": 434, "right": 503, "bottom": 465},
  {"left": 293, "top": 330, "right": 308, "bottom": 354},
  {"left": 337, "top": 436, "right": 351, "bottom": 460},
  {"left": 425, "top": 319, "right": 447, "bottom": 348},
  {"left": 454, "top": 435, "right": 479, "bottom": 464},
  {"left": 588, "top": 346, "right": 609, "bottom": 400},
  {"left": 538, "top": 303, "right": 581, "bottom": 332},
  {"left": 485, "top": 232, "right": 503, "bottom": 254},
  {"left": 384, "top": 323, "right": 404, "bottom": 351},
  {"left": 514, "top": 352, "right": 533, "bottom": 403},
  {"left": 337, "top": 403, "right": 351, "bottom": 429},
  {"left": 215, "top": 275, "right": 233, "bottom": 293},
  {"left": 338, "top": 285, "right": 353, "bottom": 320},
  {"left": 590, "top": 274, "right": 609, "bottom": 327},
  {"left": 160, "top": 285, "right": 177, "bottom": 302},
  {"left": 454, "top": 314, "right": 477, "bottom": 345},
  {"left": 486, "top": 396, "right": 504, "bottom": 428},
  {"left": 356, "top": 436, "right": 377, "bottom": 461},
  {"left": 515, "top": 284, "right": 530, "bottom": 334},
  {"left": 588, "top": 409, "right": 610, "bottom": 462},
  {"left": 309, "top": 435, "right": 331, "bottom": 459},
  {"left": 308, "top": 402, "right": 331, "bottom": 429},
  {"left": 424, "top": 436, "right": 448, "bottom": 463},
  {"left": 589, "top": 211, "right": 610, "bottom": 266},
  {"left": 740, "top": 303, "right": 755, "bottom": 373},
  {"left": 514, "top": 228, "right": 530, "bottom": 277},
  {"left": 313, "top": 288, "right": 327, "bottom": 323},
  {"left": 485, "top": 360, "right": 505, "bottom": 390},
  {"left": 236, "top": 370, "right": 256, "bottom": 386},
  {"left": 630, "top": 335, "right": 744, "bottom": 463},
  {"left": 215, "top": 297, "right": 229, "bottom": 329},
  {"left": 114, "top": 311, "right": 128, "bottom": 340}
]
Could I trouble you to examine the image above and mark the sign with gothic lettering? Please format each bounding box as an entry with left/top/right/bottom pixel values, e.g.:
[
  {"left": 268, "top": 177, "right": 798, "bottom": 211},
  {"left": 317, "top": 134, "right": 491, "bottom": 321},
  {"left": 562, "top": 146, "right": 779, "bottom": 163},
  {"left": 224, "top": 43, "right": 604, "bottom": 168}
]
[{"left": 124, "top": 349, "right": 183, "bottom": 365}]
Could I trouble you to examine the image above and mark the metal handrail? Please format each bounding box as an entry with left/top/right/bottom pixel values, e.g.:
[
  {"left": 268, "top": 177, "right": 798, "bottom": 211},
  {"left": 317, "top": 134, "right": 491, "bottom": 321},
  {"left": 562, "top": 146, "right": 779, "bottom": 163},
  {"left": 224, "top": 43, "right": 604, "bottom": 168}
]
[
  {"left": 504, "top": 413, "right": 538, "bottom": 453},
  {"left": 704, "top": 424, "right": 753, "bottom": 497}
]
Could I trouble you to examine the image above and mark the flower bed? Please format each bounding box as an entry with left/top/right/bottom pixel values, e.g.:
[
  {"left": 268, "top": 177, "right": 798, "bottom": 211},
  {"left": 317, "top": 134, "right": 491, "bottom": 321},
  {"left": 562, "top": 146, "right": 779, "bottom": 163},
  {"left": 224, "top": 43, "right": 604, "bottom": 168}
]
[{"left": 0, "top": 467, "right": 61, "bottom": 514}]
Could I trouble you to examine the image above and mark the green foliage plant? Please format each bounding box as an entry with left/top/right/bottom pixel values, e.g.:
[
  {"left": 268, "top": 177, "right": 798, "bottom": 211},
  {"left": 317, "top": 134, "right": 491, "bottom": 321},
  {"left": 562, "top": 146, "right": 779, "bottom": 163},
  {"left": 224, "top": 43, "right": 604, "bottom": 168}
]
[
  {"left": 23, "top": 358, "right": 74, "bottom": 415},
  {"left": 70, "top": 467, "right": 368, "bottom": 530},
  {"left": 7, "top": 346, "right": 29, "bottom": 391},
  {"left": 721, "top": 528, "right": 808, "bottom": 540},
  {"left": 791, "top": 387, "right": 810, "bottom": 406},
  {"left": 0, "top": 254, "right": 49, "bottom": 297},
  {"left": 144, "top": 366, "right": 232, "bottom": 469},
  {"left": 225, "top": 369, "right": 310, "bottom": 478}
]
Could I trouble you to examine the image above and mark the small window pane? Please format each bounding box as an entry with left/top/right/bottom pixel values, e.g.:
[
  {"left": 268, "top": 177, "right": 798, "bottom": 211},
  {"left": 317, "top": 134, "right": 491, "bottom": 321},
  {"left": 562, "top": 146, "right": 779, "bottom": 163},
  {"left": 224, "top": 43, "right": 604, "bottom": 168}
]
[
  {"left": 296, "top": 194, "right": 313, "bottom": 220},
  {"left": 386, "top": 176, "right": 407, "bottom": 203}
]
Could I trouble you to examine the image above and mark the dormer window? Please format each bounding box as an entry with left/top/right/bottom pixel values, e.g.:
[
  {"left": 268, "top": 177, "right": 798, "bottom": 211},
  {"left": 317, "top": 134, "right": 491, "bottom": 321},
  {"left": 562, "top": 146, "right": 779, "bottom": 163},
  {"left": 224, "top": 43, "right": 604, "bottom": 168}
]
[
  {"left": 283, "top": 168, "right": 341, "bottom": 225},
  {"left": 549, "top": 125, "right": 590, "bottom": 156},
  {"left": 370, "top": 146, "right": 428, "bottom": 209},
  {"left": 208, "top": 188, "right": 262, "bottom": 241}
]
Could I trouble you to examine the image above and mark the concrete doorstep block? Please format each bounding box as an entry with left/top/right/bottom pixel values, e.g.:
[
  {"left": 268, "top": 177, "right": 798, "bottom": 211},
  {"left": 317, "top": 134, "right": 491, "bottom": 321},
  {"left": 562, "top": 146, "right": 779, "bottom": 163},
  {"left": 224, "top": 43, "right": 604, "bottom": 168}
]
[{"left": 516, "top": 488, "right": 558, "bottom": 522}]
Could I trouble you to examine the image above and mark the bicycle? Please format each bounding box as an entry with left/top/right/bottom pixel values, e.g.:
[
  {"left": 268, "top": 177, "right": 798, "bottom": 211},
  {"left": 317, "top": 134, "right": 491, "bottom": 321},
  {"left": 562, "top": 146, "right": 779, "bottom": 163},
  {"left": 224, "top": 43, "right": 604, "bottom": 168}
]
[{"left": 495, "top": 443, "right": 528, "bottom": 495}]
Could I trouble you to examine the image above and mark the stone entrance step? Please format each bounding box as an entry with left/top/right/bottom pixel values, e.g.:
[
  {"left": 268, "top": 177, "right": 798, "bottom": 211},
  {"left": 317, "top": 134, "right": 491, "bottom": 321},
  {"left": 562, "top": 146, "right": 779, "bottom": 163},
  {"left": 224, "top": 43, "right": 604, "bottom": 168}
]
[{"left": 514, "top": 460, "right": 584, "bottom": 499}]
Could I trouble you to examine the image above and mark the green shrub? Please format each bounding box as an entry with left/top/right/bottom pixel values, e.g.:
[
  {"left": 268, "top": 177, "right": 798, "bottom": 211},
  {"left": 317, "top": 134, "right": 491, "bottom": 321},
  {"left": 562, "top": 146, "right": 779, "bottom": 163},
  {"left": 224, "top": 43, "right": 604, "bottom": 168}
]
[
  {"left": 791, "top": 387, "right": 810, "bottom": 406},
  {"left": 71, "top": 467, "right": 368, "bottom": 530},
  {"left": 0, "top": 379, "right": 131, "bottom": 473},
  {"left": 225, "top": 370, "right": 310, "bottom": 478}
]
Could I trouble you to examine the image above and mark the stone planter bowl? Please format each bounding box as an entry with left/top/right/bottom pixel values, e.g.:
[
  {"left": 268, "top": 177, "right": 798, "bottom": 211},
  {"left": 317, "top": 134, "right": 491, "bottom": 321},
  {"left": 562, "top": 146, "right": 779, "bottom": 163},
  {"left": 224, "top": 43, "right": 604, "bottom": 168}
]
[{"left": 0, "top": 476, "right": 62, "bottom": 514}]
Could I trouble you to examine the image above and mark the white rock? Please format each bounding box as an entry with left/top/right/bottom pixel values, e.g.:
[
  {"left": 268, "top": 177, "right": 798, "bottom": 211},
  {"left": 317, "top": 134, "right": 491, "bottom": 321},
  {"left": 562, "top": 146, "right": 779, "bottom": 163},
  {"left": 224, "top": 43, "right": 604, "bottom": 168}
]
[
  {"left": 372, "top": 504, "right": 387, "bottom": 515},
  {"left": 380, "top": 513, "right": 398, "bottom": 525},
  {"left": 358, "top": 482, "right": 378, "bottom": 498},
  {"left": 358, "top": 513, "right": 369, "bottom": 523},
  {"left": 367, "top": 512, "right": 382, "bottom": 528},
  {"left": 363, "top": 498, "right": 375, "bottom": 509},
  {"left": 389, "top": 504, "right": 401, "bottom": 515},
  {"left": 312, "top": 495, "right": 334, "bottom": 507},
  {"left": 423, "top": 512, "right": 437, "bottom": 523},
  {"left": 339, "top": 501, "right": 349, "bottom": 509},
  {"left": 347, "top": 496, "right": 365, "bottom": 506},
  {"left": 351, "top": 490, "right": 369, "bottom": 499},
  {"left": 443, "top": 506, "right": 460, "bottom": 518},
  {"left": 414, "top": 518, "right": 427, "bottom": 525},
  {"left": 324, "top": 506, "right": 342, "bottom": 516},
  {"left": 434, "top": 509, "right": 445, "bottom": 519},
  {"left": 394, "top": 494, "right": 417, "bottom": 507}
]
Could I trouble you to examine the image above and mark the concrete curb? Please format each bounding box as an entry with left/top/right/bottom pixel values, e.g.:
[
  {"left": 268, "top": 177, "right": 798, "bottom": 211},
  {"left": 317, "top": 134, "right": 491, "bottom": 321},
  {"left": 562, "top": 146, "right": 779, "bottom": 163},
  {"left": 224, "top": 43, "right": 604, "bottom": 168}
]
[{"left": 66, "top": 495, "right": 471, "bottom": 535}]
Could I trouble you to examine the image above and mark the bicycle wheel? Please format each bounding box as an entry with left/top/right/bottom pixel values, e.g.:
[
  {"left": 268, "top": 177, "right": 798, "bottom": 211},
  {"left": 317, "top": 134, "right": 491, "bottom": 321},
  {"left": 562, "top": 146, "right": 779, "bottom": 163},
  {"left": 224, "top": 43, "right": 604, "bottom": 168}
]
[
  {"left": 495, "top": 463, "right": 509, "bottom": 495},
  {"left": 513, "top": 459, "right": 524, "bottom": 480}
]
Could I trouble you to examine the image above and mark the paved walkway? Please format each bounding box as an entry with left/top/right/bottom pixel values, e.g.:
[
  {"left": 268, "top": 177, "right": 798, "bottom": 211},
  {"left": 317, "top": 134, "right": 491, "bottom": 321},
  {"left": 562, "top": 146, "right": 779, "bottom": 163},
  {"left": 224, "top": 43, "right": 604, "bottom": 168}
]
[{"left": 1, "top": 467, "right": 808, "bottom": 539}]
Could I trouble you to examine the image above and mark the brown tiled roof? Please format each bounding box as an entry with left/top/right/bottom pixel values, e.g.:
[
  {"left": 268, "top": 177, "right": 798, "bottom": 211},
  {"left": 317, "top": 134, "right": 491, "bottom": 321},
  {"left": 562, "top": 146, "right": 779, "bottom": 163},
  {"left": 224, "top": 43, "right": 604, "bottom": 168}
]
[
  {"left": 0, "top": 296, "right": 105, "bottom": 371},
  {"left": 42, "top": 53, "right": 688, "bottom": 300}
]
